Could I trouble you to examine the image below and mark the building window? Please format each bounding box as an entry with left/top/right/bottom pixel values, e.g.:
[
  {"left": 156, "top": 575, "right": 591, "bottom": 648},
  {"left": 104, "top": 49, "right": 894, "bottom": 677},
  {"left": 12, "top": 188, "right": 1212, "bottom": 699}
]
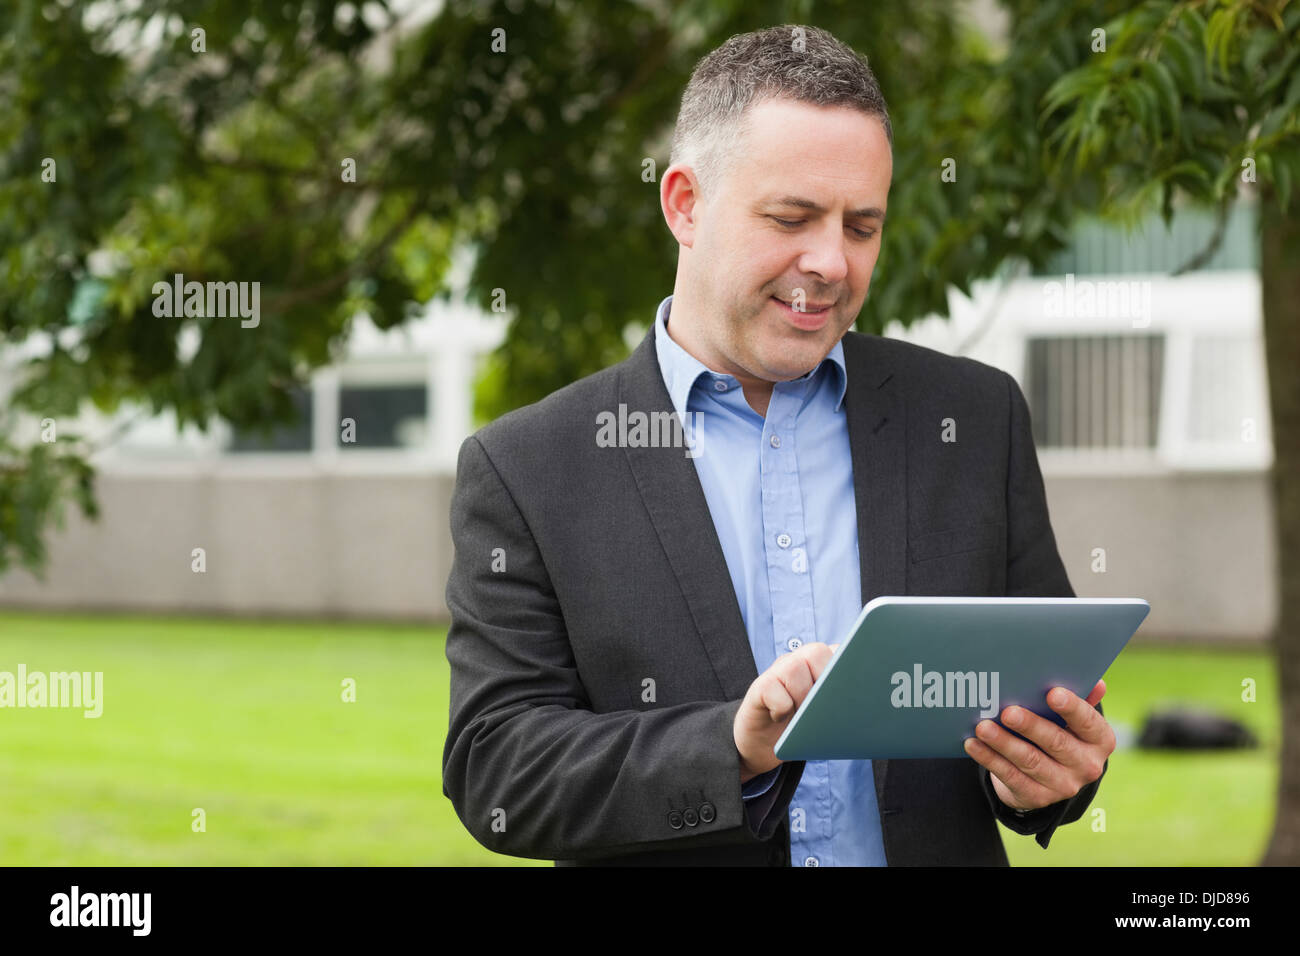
[
  {"left": 1025, "top": 335, "right": 1164, "bottom": 449},
  {"left": 227, "top": 386, "right": 313, "bottom": 452},
  {"left": 338, "top": 384, "right": 429, "bottom": 449}
]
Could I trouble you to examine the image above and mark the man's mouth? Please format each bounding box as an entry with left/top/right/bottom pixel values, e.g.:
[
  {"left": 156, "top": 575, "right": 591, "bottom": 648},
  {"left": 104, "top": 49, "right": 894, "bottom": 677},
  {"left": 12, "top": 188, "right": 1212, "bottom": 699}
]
[
  {"left": 770, "top": 296, "right": 833, "bottom": 330},
  {"left": 771, "top": 296, "right": 833, "bottom": 313}
]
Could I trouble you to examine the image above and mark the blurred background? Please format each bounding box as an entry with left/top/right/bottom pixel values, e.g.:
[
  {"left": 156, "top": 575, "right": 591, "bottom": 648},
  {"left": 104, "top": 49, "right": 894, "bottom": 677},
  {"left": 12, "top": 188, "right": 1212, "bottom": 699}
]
[{"left": 0, "top": 0, "right": 1296, "bottom": 865}]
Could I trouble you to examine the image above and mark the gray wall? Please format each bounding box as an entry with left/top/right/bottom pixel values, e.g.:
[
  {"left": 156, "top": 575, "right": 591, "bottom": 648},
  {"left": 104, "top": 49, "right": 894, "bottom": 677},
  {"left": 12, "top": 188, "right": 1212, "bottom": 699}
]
[
  {"left": 0, "top": 473, "right": 457, "bottom": 621},
  {"left": 1048, "top": 472, "right": 1276, "bottom": 642},
  {"left": 0, "top": 471, "right": 1277, "bottom": 642}
]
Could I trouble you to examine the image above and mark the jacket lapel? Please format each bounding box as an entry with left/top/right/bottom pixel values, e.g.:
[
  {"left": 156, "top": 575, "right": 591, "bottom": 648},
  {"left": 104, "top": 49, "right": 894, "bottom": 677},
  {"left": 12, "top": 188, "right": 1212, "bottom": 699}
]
[
  {"left": 619, "top": 329, "right": 759, "bottom": 700},
  {"left": 841, "top": 330, "right": 907, "bottom": 817},
  {"left": 841, "top": 331, "right": 907, "bottom": 607}
]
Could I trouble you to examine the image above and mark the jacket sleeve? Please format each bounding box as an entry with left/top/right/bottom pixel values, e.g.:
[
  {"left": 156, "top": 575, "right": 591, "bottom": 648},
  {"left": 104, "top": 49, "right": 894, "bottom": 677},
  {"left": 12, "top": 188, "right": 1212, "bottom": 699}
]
[
  {"left": 441, "top": 434, "right": 799, "bottom": 861},
  {"left": 977, "top": 371, "right": 1105, "bottom": 850}
]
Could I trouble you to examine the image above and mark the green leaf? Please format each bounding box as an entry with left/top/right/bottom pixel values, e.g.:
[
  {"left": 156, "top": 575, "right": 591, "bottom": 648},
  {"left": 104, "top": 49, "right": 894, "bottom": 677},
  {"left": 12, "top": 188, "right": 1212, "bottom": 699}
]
[
  {"left": 1283, "top": 69, "right": 1300, "bottom": 112},
  {"left": 1146, "top": 59, "right": 1182, "bottom": 140},
  {"left": 1204, "top": 4, "right": 1242, "bottom": 79},
  {"left": 1041, "top": 66, "right": 1100, "bottom": 117},
  {"left": 1257, "top": 42, "right": 1300, "bottom": 97},
  {"left": 1162, "top": 159, "right": 1213, "bottom": 184},
  {"left": 1119, "top": 82, "right": 1147, "bottom": 126},
  {"left": 1242, "top": 23, "right": 1280, "bottom": 77},
  {"left": 1258, "top": 101, "right": 1296, "bottom": 140},
  {"left": 1162, "top": 26, "right": 1202, "bottom": 93}
]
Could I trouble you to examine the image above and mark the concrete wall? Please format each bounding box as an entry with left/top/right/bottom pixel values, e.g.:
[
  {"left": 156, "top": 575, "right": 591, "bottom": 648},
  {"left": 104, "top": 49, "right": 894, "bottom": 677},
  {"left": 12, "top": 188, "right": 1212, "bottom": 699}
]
[
  {"left": 1046, "top": 472, "right": 1276, "bottom": 642},
  {"left": 0, "top": 471, "right": 1278, "bottom": 642},
  {"left": 0, "top": 472, "right": 457, "bottom": 621}
]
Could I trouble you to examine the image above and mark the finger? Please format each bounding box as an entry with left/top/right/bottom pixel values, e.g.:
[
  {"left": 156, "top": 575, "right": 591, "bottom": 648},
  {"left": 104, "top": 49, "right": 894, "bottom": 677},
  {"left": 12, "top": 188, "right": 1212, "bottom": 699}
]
[
  {"left": 998, "top": 704, "right": 1086, "bottom": 768},
  {"left": 1084, "top": 679, "right": 1106, "bottom": 707},
  {"left": 1048, "top": 686, "right": 1111, "bottom": 747},
  {"left": 962, "top": 736, "right": 1055, "bottom": 809},
  {"left": 972, "top": 717, "right": 1072, "bottom": 793},
  {"left": 798, "top": 641, "right": 835, "bottom": 679},
  {"left": 758, "top": 676, "right": 796, "bottom": 723},
  {"left": 781, "top": 646, "right": 822, "bottom": 691},
  {"left": 756, "top": 643, "right": 835, "bottom": 724}
]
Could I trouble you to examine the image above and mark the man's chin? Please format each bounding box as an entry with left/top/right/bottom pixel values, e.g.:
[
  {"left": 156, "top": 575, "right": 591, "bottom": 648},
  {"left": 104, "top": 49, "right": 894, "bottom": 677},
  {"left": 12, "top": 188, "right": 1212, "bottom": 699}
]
[
  {"left": 761, "top": 332, "right": 840, "bottom": 374},
  {"left": 754, "top": 350, "right": 829, "bottom": 383}
]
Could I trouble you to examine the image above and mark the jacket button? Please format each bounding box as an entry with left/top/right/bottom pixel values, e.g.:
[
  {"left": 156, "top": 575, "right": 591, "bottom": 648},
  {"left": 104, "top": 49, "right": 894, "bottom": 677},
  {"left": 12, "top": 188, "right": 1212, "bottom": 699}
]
[
  {"left": 667, "top": 810, "right": 683, "bottom": 829},
  {"left": 683, "top": 807, "right": 699, "bottom": 827},
  {"left": 699, "top": 802, "right": 716, "bottom": 823}
]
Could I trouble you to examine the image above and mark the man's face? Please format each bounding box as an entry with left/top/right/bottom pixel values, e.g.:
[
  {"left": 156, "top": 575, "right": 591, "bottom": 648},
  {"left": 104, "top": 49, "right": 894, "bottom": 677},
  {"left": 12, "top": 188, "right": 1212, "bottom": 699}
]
[{"left": 687, "top": 97, "right": 893, "bottom": 383}]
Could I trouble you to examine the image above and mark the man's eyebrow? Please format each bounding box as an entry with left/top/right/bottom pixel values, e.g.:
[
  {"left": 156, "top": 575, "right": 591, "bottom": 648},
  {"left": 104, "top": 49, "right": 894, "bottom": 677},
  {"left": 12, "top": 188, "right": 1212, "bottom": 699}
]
[{"left": 762, "top": 195, "right": 886, "bottom": 221}]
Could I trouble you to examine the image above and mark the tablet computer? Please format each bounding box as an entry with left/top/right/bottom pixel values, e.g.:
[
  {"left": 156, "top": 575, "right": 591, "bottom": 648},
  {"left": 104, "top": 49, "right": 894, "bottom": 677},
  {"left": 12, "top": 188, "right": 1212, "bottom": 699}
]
[{"left": 772, "top": 596, "right": 1149, "bottom": 760}]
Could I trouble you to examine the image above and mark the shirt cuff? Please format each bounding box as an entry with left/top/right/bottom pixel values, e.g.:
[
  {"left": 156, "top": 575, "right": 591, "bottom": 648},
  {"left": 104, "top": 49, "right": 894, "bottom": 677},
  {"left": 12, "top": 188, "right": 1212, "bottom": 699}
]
[{"left": 741, "top": 767, "right": 781, "bottom": 800}]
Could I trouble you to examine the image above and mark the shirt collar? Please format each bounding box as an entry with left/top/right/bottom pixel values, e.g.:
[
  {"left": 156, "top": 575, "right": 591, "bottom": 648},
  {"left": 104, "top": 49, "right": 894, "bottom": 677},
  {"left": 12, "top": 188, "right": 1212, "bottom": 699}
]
[{"left": 652, "top": 294, "right": 847, "bottom": 418}]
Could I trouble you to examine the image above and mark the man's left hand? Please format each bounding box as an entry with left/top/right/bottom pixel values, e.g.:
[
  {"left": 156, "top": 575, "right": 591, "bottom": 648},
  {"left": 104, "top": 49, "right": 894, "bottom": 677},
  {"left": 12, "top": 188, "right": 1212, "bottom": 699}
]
[{"left": 962, "top": 679, "right": 1114, "bottom": 812}]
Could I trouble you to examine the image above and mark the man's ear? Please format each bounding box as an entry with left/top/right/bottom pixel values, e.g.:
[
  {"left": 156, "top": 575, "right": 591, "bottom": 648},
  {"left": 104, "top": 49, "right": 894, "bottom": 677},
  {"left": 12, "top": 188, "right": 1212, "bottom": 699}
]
[{"left": 660, "top": 163, "right": 702, "bottom": 247}]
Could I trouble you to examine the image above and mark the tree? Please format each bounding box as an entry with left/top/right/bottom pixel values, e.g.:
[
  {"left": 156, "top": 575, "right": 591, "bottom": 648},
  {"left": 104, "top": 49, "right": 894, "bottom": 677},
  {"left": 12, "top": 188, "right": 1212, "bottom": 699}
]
[
  {"left": 1033, "top": 0, "right": 1300, "bottom": 867},
  {"left": 0, "top": 0, "right": 1069, "bottom": 574},
  {"left": 1, "top": 0, "right": 1296, "bottom": 861}
]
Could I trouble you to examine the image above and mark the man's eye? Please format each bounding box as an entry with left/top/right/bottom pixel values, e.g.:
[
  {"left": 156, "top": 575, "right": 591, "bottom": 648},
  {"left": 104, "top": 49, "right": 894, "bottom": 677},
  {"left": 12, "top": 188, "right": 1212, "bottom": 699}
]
[{"left": 771, "top": 217, "right": 876, "bottom": 239}]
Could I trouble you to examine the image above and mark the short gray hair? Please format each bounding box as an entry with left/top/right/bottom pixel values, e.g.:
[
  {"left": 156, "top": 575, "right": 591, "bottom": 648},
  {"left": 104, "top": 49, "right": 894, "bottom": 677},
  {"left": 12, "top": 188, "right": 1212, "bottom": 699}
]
[{"left": 669, "top": 24, "right": 892, "bottom": 200}]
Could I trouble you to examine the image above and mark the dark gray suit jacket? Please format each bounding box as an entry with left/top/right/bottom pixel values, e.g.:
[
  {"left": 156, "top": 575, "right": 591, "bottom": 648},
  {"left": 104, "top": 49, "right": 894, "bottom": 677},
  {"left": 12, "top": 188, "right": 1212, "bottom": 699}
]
[{"left": 442, "top": 323, "right": 1105, "bottom": 866}]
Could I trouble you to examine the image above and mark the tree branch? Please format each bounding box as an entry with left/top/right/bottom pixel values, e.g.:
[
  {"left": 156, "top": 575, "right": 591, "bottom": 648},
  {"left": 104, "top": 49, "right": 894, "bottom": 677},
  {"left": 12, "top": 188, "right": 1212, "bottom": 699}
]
[
  {"left": 1170, "top": 195, "right": 1232, "bottom": 276},
  {"left": 260, "top": 188, "right": 432, "bottom": 313}
]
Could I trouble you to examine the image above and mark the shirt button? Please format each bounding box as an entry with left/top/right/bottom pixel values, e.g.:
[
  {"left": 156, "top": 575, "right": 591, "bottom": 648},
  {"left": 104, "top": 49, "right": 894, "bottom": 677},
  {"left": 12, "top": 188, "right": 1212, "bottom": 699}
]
[
  {"left": 776, "top": 533, "right": 792, "bottom": 548},
  {"left": 713, "top": 379, "right": 728, "bottom": 391},
  {"left": 787, "top": 637, "right": 802, "bottom": 651},
  {"left": 804, "top": 856, "right": 820, "bottom": 867},
  {"left": 769, "top": 434, "right": 781, "bottom": 448}
]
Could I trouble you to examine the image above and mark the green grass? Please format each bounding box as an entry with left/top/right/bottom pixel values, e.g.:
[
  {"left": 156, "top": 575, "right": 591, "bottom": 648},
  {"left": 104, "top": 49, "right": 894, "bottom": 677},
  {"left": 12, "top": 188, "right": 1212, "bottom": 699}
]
[
  {"left": 1004, "top": 645, "right": 1278, "bottom": 866},
  {"left": 0, "top": 611, "right": 541, "bottom": 866},
  {"left": 0, "top": 613, "right": 1279, "bottom": 865}
]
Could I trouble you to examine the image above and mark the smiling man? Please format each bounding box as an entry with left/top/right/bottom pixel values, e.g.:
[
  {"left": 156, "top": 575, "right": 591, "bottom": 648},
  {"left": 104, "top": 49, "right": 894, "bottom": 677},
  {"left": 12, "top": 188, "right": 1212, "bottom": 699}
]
[
  {"left": 442, "top": 24, "right": 1113, "bottom": 867},
  {"left": 662, "top": 94, "right": 891, "bottom": 417}
]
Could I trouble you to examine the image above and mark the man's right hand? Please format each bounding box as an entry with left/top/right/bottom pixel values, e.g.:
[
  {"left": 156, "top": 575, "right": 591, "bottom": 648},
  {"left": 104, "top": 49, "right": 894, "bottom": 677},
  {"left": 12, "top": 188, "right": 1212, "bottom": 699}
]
[{"left": 734, "top": 642, "right": 837, "bottom": 783}]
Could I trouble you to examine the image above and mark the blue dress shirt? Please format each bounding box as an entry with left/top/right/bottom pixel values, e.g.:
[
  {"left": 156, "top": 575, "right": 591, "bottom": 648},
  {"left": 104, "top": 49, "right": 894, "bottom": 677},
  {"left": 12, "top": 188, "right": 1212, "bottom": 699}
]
[{"left": 653, "top": 294, "right": 887, "bottom": 867}]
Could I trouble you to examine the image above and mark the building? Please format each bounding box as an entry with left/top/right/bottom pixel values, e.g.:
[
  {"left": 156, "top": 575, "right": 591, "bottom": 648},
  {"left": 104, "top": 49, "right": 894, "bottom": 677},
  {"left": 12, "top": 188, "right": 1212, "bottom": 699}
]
[{"left": 0, "top": 201, "right": 1278, "bottom": 640}]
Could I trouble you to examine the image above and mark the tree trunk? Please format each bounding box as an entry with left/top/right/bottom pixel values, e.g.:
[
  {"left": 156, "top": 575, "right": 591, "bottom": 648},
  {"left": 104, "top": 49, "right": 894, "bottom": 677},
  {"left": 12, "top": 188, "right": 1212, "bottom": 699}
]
[{"left": 1260, "top": 190, "right": 1300, "bottom": 866}]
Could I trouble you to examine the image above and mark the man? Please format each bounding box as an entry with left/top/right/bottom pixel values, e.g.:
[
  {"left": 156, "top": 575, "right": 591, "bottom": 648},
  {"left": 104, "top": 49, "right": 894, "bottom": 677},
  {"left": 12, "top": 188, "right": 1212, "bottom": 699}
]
[{"left": 442, "top": 24, "right": 1114, "bottom": 866}]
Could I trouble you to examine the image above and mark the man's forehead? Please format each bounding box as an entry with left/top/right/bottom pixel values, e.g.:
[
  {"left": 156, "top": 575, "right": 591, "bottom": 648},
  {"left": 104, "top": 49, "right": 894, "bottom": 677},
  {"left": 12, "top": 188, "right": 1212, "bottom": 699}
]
[{"left": 730, "top": 101, "right": 891, "bottom": 196}]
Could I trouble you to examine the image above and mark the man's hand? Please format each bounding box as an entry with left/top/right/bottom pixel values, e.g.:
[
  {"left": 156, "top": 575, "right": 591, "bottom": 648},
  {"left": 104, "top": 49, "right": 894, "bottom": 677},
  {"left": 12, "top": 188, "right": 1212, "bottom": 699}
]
[
  {"left": 734, "top": 642, "right": 836, "bottom": 783},
  {"left": 963, "top": 679, "right": 1114, "bottom": 812}
]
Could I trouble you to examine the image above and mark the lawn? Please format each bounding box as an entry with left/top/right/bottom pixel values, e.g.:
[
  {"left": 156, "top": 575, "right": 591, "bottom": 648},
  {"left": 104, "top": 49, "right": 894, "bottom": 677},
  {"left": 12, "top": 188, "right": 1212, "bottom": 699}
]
[
  {"left": 0, "top": 612, "right": 1278, "bottom": 865},
  {"left": 0, "top": 611, "right": 537, "bottom": 866}
]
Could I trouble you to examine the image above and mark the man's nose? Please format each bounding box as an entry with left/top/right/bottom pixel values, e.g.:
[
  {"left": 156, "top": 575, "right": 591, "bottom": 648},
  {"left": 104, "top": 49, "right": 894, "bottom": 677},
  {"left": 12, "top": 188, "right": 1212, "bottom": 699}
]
[{"left": 797, "top": 221, "right": 849, "bottom": 285}]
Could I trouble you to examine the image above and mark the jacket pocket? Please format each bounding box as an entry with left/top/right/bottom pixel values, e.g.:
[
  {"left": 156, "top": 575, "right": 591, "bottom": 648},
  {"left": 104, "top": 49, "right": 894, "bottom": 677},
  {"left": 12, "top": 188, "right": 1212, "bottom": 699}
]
[{"left": 909, "top": 523, "right": 1002, "bottom": 563}]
